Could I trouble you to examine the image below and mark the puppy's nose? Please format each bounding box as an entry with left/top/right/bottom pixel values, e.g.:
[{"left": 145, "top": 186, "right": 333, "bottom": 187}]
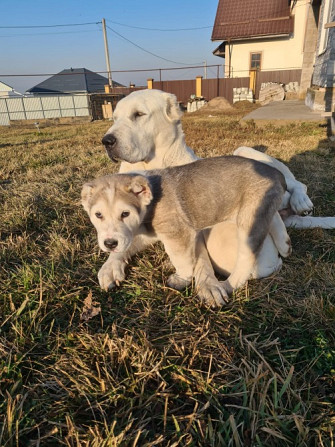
[
  {"left": 102, "top": 133, "right": 117, "bottom": 147},
  {"left": 104, "top": 238, "right": 118, "bottom": 250}
]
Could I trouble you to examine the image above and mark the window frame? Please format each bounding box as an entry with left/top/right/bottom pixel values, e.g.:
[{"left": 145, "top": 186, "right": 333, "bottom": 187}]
[{"left": 249, "top": 52, "right": 262, "bottom": 71}]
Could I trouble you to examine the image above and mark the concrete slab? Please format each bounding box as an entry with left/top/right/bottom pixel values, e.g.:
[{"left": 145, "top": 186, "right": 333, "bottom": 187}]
[{"left": 242, "top": 100, "right": 324, "bottom": 124}]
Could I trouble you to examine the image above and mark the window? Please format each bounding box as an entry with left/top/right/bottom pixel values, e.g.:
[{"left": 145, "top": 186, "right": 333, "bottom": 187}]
[{"left": 250, "top": 52, "right": 262, "bottom": 70}]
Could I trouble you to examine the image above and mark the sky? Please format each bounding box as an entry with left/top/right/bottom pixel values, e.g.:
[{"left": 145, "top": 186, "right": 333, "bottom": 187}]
[{"left": 1, "top": 0, "right": 223, "bottom": 94}]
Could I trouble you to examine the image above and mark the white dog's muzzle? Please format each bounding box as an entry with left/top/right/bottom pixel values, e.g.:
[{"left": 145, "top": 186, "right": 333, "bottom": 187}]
[{"left": 102, "top": 133, "right": 119, "bottom": 162}]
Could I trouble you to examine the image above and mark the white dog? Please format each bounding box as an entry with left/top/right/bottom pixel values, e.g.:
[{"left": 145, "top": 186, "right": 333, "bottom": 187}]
[{"left": 98, "top": 89, "right": 335, "bottom": 291}]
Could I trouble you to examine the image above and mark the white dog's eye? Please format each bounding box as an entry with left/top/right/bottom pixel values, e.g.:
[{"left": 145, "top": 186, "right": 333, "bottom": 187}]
[
  {"left": 95, "top": 212, "right": 103, "bottom": 219},
  {"left": 133, "top": 111, "right": 145, "bottom": 119},
  {"left": 121, "top": 211, "right": 130, "bottom": 219}
]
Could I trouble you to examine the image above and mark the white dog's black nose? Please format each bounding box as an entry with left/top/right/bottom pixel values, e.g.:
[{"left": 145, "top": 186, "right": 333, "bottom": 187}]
[
  {"left": 102, "top": 133, "right": 117, "bottom": 148},
  {"left": 104, "top": 238, "right": 118, "bottom": 250}
]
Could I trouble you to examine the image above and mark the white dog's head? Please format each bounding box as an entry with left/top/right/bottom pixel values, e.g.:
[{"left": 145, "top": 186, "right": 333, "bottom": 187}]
[
  {"left": 81, "top": 174, "right": 153, "bottom": 253},
  {"left": 101, "top": 89, "right": 183, "bottom": 163}
]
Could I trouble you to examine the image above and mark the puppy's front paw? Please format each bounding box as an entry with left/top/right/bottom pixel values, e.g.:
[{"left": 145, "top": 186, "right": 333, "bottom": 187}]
[
  {"left": 98, "top": 260, "right": 126, "bottom": 291},
  {"left": 167, "top": 273, "right": 192, "bottom": 291},
  {"left": 197, "top": 278, "right": 229, "bottom": 307}
]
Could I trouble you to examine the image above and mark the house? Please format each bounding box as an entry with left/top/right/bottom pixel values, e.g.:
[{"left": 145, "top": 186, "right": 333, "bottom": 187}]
[
  {"left": 27, "top": 68, "right": 124, "bottom": 95},
  {"left": 0, "top": 81, "right": 23, "bottom": 97},
  {"left": 306, "top": 0, "right": 335, "bottom": 112},
  {"left": 211, "top": 0, "right": 322, "bottom": 98}
]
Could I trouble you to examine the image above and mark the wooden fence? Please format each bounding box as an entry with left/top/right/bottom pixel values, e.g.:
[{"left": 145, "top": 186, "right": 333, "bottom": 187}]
[
  {"left": 152, "top": 80, "right": 196, "bottom": 104},
  {"left": 255, "top": 69, "right": 302, "bottom": 98},
  {"left": 149, "top": 69, "right": 302, "bottom": 105}
]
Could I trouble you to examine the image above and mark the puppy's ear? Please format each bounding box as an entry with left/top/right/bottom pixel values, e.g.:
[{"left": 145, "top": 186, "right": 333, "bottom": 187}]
[
  {"left": 127, "top": 175, "right": 153, "bottom": 205},
  {"left": 164, "top": 93, "right": 183, "bottom": 122},
  {"left": 81, "top": 182, "right": 94, "bottom": 213}
]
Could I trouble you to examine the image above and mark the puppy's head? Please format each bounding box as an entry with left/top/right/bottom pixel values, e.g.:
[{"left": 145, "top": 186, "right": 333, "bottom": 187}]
[
  {"left": 101, "top": 89, "right": 183, "bottom": 164},
  {"left": 81, "top": 174, "right": 153, "bottom": 253}
]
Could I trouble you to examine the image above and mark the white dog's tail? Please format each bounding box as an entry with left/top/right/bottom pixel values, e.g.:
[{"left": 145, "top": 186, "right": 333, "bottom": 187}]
[{"left": 284, "top": 215, "right": 335, "bottom": 229}]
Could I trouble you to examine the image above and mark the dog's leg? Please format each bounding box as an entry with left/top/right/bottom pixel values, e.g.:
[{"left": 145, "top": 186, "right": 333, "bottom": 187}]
[
  {"left": 284, "top": 215, "right": 335, "bottom": 229},
  {"left": 222, "top": 227, "right": 258, "bottom": 294},
  {"left": 193, "top": 232, "right": 229, "bottom": 307},
  {"left": 250, "top": 236, "right": 283, "bottom": 279},
  {"left": 162, "top": 237, "right": 194, "bottom": 290},
  {"left": 269, "top": 212, "right": 292, "bottom": 258},
  {"left": 98, "top": 233, "right": 157, "bottom": 291},
  {"left": 98, "top": 252, "right": 128, "bottom": 291},
  {"left": 163, "top": 232, "right": 228, "bottom": 307},
  {"left": 233, "top": 146, "right": 313, "bottom": 214}
]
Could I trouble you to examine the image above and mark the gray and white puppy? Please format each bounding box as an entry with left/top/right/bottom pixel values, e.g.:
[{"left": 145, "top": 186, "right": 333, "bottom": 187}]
[{"left": 82, "top": 156, "right": 289, "bottom": 307}]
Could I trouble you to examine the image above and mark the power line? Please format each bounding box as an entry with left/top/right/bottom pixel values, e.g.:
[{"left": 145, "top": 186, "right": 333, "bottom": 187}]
[
  {"left": 105, "top": 25, "right": 203, "bottom": 66},
  {"left": 0, "top": 29, "right": 100, "bottom": 38},
  {"left": 0, "top": 64, "right": 224, "bottom": 77},
  {"left": 0, "top": 20, "right": 213, "bottom": 32},
  {"left": 106, "top": 19, "right": 212, "bottom": 32},
  {"left": 0, "top": 65, "right": 304, "bottom": 78},
  {"left": 0, "top": 22, "right": 101, "bottom": 29}
]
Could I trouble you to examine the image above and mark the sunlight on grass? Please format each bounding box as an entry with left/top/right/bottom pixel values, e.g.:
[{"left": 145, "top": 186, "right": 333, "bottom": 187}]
[{"left": 0, "top": 115, "right": 334, "bottom": 446}]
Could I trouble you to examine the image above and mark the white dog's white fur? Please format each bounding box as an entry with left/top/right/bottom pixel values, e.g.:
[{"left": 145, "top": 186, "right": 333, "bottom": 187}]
[{"left": 99, "top": 89, "right": 335, "bottom": 288}]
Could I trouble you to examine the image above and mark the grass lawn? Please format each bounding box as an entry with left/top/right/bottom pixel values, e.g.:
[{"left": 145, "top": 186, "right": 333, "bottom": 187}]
[{"left": 0, "top": 107, "right": 334, "bottom": 446}]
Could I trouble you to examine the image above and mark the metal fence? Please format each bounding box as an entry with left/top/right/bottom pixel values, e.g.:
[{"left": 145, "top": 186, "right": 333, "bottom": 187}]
[{"left": 0, "top": 94, "right": 90, "bottom": 126}]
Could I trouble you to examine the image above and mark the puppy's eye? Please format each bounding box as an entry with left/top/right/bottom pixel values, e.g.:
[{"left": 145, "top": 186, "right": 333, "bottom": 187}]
[
  {"left": 95, "top": 212, "right": 103, "bottom": 219},
  {"left": 133, "top": 111, "right": 145, "bottom": 119},
  {"left": 121, "top": 211, "right": 130, "bottom": 219}
]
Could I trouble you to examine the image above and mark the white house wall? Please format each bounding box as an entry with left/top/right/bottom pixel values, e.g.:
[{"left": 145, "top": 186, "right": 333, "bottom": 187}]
[
  {"left": 225, "top": 0, "right": 309, "bottom": 77},
  {"left": 313, "top": 0, "right": 335, "bottom": 87}
]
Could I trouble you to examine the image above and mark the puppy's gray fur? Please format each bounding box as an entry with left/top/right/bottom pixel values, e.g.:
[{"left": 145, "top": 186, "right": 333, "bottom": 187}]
[{"left": 82, "top": 156, "right": 289, "bottom": 306}]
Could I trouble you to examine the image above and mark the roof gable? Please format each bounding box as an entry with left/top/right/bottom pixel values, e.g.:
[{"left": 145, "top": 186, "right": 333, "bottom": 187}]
[{"left": 212, "top": 0, "right": 294, "bottom": 41}]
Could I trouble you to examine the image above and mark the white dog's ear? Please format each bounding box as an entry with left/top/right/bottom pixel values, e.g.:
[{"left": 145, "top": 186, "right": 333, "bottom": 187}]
[
  {"left": 164, "top": 93, "right": 183, "bottom": 122},
  {"left": 127, "top": 175, "right": 153, "bottom": 205},
  {"left": 81, "top": 182, "right": 94, "bottom": 212}
]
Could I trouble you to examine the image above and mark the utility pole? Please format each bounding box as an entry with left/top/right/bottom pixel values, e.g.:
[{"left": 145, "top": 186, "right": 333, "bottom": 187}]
[
  {"left": 204, "top": 60, "right": 207, "bottom": 80},
  {"left": 102, "top": 18, "right": 113, "bottom": 87}
]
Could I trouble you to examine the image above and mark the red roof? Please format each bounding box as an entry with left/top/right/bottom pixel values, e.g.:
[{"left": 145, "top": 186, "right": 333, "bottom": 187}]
[{"left": 212, "top": 0, "right": 294, "bottom": 41}]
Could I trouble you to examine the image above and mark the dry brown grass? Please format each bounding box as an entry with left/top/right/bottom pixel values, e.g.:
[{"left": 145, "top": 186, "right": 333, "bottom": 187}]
[{"left": 0, "top": 110, "right": 334, "bottom": 446}]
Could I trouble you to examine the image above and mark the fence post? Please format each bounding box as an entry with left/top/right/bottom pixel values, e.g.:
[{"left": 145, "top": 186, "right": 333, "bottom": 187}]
[
  {"left": 196, "top": 76, "right": 202, "bottom": 97},
  {"left": 147, "top": 79, "right": 153, "bottom": 89},
  {"left": 39, "top": 97, "right": 45, "bottom": 119},
  {"left": 159, "top": 69, "right": 162, "bottom": 91},
  {"left": 72, "top": 95, "right": 77, "bottom": 117},
  {"left": 4, "top": 98, "right": 10, "bottom": 125},
  {"left": 58, "top": 96, "right": 62, "bottom": 117}
]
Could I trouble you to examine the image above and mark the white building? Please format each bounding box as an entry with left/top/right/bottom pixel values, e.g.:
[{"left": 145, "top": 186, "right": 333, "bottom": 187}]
[{"left": 0, "top": 81, "right": 23, "bottom": 98}]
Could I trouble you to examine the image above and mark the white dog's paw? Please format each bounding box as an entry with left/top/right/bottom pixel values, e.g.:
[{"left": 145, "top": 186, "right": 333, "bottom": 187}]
[
  {"left": 197, "top": 278, "right": 229, "bottom": 307},
  {"left": 98, "top": 260, "right": 126, "bottom": 291},
  {"left": 290, "top": 188, "right": 313, "bottom": 215},
  {"left": 167, "top": 273, "right": 192, "bottom": 291},
  {"left": 277, "top": 235, "right": 292, "bottom": 258}
]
